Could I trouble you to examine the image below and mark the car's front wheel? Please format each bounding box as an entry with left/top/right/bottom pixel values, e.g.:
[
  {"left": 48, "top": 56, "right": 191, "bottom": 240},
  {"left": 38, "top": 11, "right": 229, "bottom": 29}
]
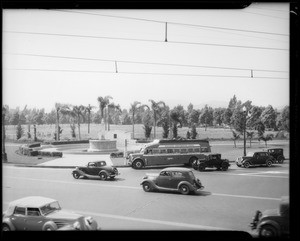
[
  {"left": 221, "top": 162, "right": 229, "bottom": 171},
  {"left": 277, "top": 156, "right": 284, "bottom": 164},
  {"left": 259, "top": 224, "right": 278, "bottom": 238},
  {"left": 2, "top": 224, "right": 11, "bottom": 231},
  {"left": 142, "top": 182, "right": 153, "bottom": 192},
  {"left": 243, "top": 161, "right": 250, "bottom": 168},
  {"left": 72, "top": 172, "right": 80, "bottom": 179},
  {"left": 133, "top": 160, "right": 144, "bottom": 169},
  {"left": 99, "top": 172, "right": 108, "bottom": 180},
  {"left": 198, "top": 163, "right": 206, "bottom": 171},
  {"left": 179, "top": 184, "right": 190, "bottom": 195}
]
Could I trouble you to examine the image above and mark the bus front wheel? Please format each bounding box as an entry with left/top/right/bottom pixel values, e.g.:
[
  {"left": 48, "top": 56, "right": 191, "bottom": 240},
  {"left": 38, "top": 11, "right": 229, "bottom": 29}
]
[{"left": 133, "top": 160, "right": 144, "bottom": 169}]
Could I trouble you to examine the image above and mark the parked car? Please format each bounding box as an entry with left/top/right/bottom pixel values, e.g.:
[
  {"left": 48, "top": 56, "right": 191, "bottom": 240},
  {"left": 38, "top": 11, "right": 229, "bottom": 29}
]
[
  {"left": 140, "top": 167, "right": 204, "bottom": 195},
  {"left": 266, "top": 148, "right": 285, "bottom": 164},
  {"left": 250, "top": 196, "right": 289, "bottom": 238},
  {"left": 72, "top": 161, "right": 119, "bottom": 180},
  {"left": 192, "top": 153, "right": 230, "bottom": 171},
  {"left": 2, "top": 196, "right": 99, "bottom": 231},
  {"left": 236, "top": 151, "right": 275, "bottom": 168}
]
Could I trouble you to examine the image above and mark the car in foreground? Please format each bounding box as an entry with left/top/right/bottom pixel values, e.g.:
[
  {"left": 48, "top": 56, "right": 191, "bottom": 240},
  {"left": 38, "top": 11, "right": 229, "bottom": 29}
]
[
  {"left": 141, "top": 167, "right": 204, "bottom": 195},
  {"left": 266, "top": 148, "right": 285, "bottom": 164},
  {"left": 72, "top": 161, "right": 119, "bottom": 180},
  {"left": 250, "top": 196, "right": 289, "bottom": 238},
  {"left": 192, "top": 153, "right": 230, "bottom": 171},
  {"left": 2, "top": 196, "right": 99, "bottom": 231},
  {"left": 236, "top": 151, "right": 275, "bottom": 168}
]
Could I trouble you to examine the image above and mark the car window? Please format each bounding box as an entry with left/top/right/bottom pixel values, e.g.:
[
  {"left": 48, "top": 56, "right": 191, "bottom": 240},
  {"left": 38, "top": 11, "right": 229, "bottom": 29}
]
[
  {"left": 27, "top": 208, "right": 41, "bottom": 216},
  {"left": 172, "top": 171, "right": 183, "bottom": 178},
  {"left": 14, "top": 207, "right": 26, "bottom": 215},
  {"left": 160, "top": 171, "right": 171, "bottom": 176},
  {"left": 40, "top": 201, "right": 61, "bottom": 215}
]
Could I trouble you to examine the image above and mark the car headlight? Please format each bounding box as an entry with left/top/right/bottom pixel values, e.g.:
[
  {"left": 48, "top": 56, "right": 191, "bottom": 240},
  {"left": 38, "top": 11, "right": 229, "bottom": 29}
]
[
  {"left": 73, "top": 221, "right": 81, "bottom": 230},
  {"left": 85, "top": 216, "right": 93, "bottom": 225}
]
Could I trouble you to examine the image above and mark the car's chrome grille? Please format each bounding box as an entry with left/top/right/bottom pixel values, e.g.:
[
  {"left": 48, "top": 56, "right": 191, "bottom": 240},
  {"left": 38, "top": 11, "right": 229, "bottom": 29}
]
[{"left": 54, "top": 221, "right": 70, "bottom": 228}]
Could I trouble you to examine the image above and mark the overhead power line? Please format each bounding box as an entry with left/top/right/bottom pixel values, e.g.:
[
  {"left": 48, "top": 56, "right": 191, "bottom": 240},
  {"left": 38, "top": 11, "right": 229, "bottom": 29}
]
[
  {"left": 52, "top": 9, "right": 288, "bottom": 36},
  {"left": 4, "top": 30, "right": 289, "bottom": 51},
  {"left": 5, "top": 68, "right": 288, "bottom": 80},
  {"left": 4, "top": 52, "right": 288, "bottom": 73}
]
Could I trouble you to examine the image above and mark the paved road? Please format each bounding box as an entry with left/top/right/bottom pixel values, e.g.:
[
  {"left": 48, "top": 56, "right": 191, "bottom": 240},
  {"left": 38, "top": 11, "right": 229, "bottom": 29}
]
[{"left": 2, "top": 162, "right": 289, "bottom": 234}]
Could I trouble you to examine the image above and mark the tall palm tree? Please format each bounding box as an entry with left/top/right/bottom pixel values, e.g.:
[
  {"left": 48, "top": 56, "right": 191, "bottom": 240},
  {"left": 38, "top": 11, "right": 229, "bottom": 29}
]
[
  {"left": 54, "top": 103, "right": 69, "bottom": 141},
  {"left": 97, "top": 96, "right": 112, "bottom": 131},
  {"left": 129, "top": 101, "right": 141, "bottom": 139},
  {"left": 84, "top": 104, "right": 95, "bottom": 134},
  {"left": 72, "top": 105, "right": 86, "bottom": 140},
  {"left": 148, "top": 99, "right": 166, "bottom": 139},
  {"left": 107, "top": 103, "right": 121, "bottom": 131}
]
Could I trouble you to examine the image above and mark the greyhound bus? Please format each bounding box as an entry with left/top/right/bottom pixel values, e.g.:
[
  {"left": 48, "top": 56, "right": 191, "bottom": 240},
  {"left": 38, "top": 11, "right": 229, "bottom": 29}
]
[{"left": 128, "top": 139, "right": 211, "bottom": 169}]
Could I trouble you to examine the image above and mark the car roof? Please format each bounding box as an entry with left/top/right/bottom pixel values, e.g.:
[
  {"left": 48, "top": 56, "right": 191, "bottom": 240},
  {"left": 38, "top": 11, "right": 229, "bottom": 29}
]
[
  {"left": 161, "top": 167, "right": 192, "bottom": 172},
  {"left": 9, "top": 196, "right": 57, "bottom": 208}
]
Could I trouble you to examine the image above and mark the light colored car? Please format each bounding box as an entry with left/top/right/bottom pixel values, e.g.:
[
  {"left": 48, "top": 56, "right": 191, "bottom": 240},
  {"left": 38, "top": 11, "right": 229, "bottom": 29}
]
[
  {"left": 2, "top": 196, "right": 100, "bottom": 231},
  {"left": 141, "top": 167, "right": 204, "bottom": 195}
]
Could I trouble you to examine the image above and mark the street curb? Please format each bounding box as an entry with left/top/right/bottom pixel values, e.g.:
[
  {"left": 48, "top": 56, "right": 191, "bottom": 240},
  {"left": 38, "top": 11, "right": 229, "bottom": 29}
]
[{"left": 3, "top": 163, "right": 131, "bottom": 169}]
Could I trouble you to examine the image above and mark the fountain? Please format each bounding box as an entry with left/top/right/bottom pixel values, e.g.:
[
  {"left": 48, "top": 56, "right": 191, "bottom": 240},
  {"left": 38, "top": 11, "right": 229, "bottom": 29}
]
[{"left": 87, "top": 131, "right": 118, "bottom": 153}]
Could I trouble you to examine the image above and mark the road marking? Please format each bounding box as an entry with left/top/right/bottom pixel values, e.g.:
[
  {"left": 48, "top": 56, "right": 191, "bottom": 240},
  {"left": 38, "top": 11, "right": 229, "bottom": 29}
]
[{"left": 4, "top": 176, "right": 282, "bottom": 201}]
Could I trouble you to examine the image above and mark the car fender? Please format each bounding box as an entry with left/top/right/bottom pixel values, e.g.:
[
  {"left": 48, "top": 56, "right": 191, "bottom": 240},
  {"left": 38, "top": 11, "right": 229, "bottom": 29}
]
[
  {"left": 257, "top": 219, "right": 281, "bottom": 236},
  {"left": 2, "top": 217, "right": 16, "bottom": 231},
  {"left": 99, "top": 170, "right": 109, "bottom": 176},
  {"left": 140, "top": 179, "right": 158, "bottom": 189},
  {"left": 73, "top": 169, "right": 86, "bottom": 176},
  {"left": 177, "top": 181, "right": 195, "bottom": 191},
  {"left": 42, "top": 221, "right": 58, "bottom": 231}
]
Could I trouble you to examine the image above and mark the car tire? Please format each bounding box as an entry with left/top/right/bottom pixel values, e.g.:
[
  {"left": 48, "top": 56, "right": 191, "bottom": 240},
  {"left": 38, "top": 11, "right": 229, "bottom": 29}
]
[
  {"left": 142, "top": 182, "right": 153, "bottom": 192},
  {"left": 198, "top": 163, "right": 206, "bottom": 171},
  {"left": 72, "top": 172, "right": 80, "bottom": 179},
  {"left": 266, "top": 160, "right": 273, "bottom": 167},
  {"left": 43, "top": 223, "right": 57, "bottom": 231},
  {"left": 243, "top": 161, "right": 250, "bottom": 168},
  {"left": 99, "top": 172, "right": 108, "bottom": 180},
  {"left": 133, "top": 160, "right": 144, "bottom": 169},
  {"left": 192, "top": 160, "right": 198, "bottom": 170},
  {"left": 179, "top": 184, "right": 190, "bottom": 195},
  {"left": 2, "top": 224, "right": 11, "bottom": 231},
  {"left": 221, "top": 162, "right": 229, "bottom": 171},
  {"left": 259, "top": 224, "right": 278, "bottom": 238},
  {"left": 277, "top": 156, "right": 284, "bottom": 164}
]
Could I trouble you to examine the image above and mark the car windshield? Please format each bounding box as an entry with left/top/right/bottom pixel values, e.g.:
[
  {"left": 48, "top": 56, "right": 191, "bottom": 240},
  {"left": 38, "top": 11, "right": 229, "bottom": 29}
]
[
  {"left": 188, "top": 171, "right": 195, "bottom": 180},
  {"left": 40, "top": 201, "right": 61, "bottom": 215},
  {"left": 246, "top": 152, "right": 255, "bottom": 157}
]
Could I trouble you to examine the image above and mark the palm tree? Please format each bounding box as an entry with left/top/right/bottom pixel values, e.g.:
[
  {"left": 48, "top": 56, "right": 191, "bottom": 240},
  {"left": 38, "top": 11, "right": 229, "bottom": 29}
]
[
  {"left": 107, "top": 103, "right": 121, "bottom": 131},
  {"left": 84, "top": 104, "right": 95, "bottom": 134},
  {"left": 149, "top": 99, "right": 166, "bottom": 139},
  {"left": 231, "top": 130, "right": 240, "bottom": 148},
  {"left": 170, "top": 109, "right": 182, "bottom": 139},
  {"left": 97, "top": 96, "right": 112, "bottom": 130},
  {"left": 54, "top": 103, "right": 69, "bottom": 141}
]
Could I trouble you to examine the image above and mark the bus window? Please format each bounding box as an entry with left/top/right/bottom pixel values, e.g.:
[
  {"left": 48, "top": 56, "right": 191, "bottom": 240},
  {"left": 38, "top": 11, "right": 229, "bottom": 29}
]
[
  {"left": 174, "top": 149, "right": 180, "bottom": 153},
  {"left": 201, "top": 147, "right": 208, "bottom": 152},
  {"left": 188, "top": 148, "right": 193, "bottom": 153},
  {"left": 167, "top": 149, "right": 173, "bottom": 153},
  {"left": 194, "top": 148, "right": 200, "bottom": 152},
  {"left": 152, "top": 149, "right": 159, "bottom": 154},
  {"left": 160, "top": 149, "right": 166, "bottom": 154},
  {"left": 180, "top": 149, "right": 187, "bottom": 153}
]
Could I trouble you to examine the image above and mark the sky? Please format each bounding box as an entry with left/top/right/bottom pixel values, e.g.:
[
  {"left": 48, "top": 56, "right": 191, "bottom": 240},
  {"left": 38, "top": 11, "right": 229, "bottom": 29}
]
[{"left": 2, "top": 3, "right": 290, "bottom": 113}]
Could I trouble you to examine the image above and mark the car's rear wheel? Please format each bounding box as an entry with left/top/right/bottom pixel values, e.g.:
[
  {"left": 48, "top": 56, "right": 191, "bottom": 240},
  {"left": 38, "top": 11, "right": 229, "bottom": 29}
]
[
  {"left": 142, "top": 182, "right": 153, "bottom": 192},
  {"left": 133, "top": 160, "right": 144, "bottom": 169},
  {"left": 99, "top": 172, "right": 108, "bottom": 180},
  {"left": 243, "top": 161, "right": 250, "bottom": 168},
  {"left": 198, "top": 163, "right": 206, "bottom": 171},
  {"left": 72, "top": 172, "right": 80, "bottom": 179},
  {"left": 179, "top": 184, "right": 190, "bottom": 195},
  {"left": 259, "top": 225, "right": 278, "bottom": 238},
  {"left": 277, "top": 156, "right": 284, "bottom": 164},
  {"left": 221, "top": 162, "right": 229, "bottom": 171},
  {"left": 2, "top": 224, "right": 11, "bottom": 231},
  {"left": 266, "top": 160, "right": 273, "bottom": 167}
]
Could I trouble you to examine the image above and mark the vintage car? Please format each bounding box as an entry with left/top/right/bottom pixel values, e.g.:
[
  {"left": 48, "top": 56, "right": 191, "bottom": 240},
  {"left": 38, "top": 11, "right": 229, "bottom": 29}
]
[
  {"left": 140, "top": 167, "right": 204, "bottom": 195},
  {"left": 192, "top": 153, "right": 230, "bottom": 171},
  {"left": 236, "top": 151, "right": 275, "bottom": 168},
  {"left": 72, "top": 161, "right": 119, "bottom": 180},
  {"left": 250, "top": 196, "right": 289, "bottom": 238},
  {"left": 266, "top": 148, "right": 285, "bottom": 164},
  {"left": 2, "top": 196, "right": 99, "bottom": 231}
]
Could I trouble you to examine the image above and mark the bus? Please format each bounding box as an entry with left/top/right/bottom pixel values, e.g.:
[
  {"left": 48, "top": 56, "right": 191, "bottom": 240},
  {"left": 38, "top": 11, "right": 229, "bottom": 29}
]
[{"left": 128, "top": 139, "right": 211, "bottom": 169}]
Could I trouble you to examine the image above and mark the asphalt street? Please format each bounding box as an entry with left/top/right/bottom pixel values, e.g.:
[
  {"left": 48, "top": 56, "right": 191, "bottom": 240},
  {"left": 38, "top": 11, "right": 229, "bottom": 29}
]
[{"left": 2, "top": 162, "right": 289, "bottom": 235}]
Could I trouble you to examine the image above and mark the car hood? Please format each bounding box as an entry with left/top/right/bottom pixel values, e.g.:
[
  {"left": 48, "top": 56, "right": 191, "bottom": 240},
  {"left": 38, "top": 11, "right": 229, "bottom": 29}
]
[
  {"left": 46, "top": 210, "right": 83, "bottom": 220},
  {"left": 262, "top": 208, "right": 278, "bottom": 218}
]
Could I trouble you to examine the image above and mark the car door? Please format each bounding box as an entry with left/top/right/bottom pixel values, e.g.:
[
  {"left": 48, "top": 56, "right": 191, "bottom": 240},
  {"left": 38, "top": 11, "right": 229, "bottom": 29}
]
[
  {"left": 11, "top": 207, "right": 27, "bottom": 230},
  {"left": 24, "top": 208, "right": 45, "bottom": 230},
  {"left": 155, "top": 171, "right": 172, "bottom": 188}
]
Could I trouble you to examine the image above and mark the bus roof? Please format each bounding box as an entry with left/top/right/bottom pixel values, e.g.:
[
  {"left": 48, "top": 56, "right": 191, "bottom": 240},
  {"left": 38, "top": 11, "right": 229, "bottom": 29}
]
[{"left": 155, "top": 139, "right": 209, "bottom": 144}]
